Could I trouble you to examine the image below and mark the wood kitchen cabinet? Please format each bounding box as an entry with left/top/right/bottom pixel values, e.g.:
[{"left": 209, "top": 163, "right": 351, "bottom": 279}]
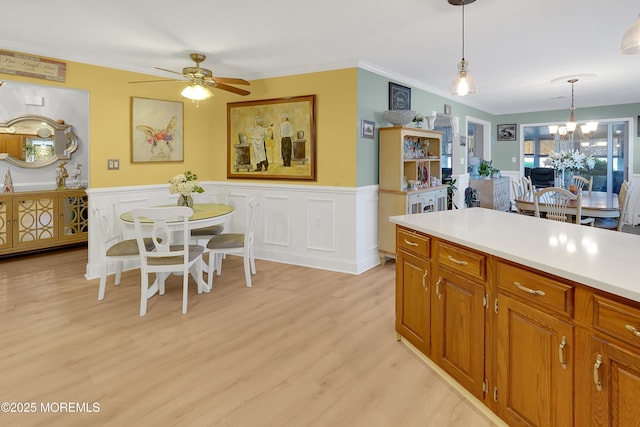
[
  {"left": 395, "top": 228, "right": 432, "bottom": 355},
  {"left": 494, "top": 261, "right": 574, "bottom": 426},
  {"left": 432, "top": 240, "right": 487, "bottom": 399},
  {"left": 575, "top": 291, "right": 640, "bottom": 426},
  {"left": 393, "top": 209, "right": 640, "bottom": 426}
]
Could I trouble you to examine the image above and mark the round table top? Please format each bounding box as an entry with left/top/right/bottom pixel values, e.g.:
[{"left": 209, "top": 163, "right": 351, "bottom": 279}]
[{"left": 120, "top": 203, "right": 234, "bottom": 223}]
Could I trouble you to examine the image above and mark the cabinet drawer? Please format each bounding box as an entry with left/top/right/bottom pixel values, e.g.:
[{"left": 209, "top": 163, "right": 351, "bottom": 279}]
[
  {"left": 496, "top": 261, "right": 574, "bottom": 317},
  {"left": 397, "top": 227, "right": 430, "bottom": 258},
  {"left": 594, "top": 295, "right": 640, "bottom": 350},
  {"left": 437, "top": 241, "right": 486, "bottom": 281}
]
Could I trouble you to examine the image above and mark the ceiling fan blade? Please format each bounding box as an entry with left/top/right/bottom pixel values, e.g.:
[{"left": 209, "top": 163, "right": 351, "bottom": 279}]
[
  {"left": 129, "top": 79, "right": 184, "bottom": 84},
  {"left": 154, "top": 67, "right": 185, "bottom": 76},
  {"left": 205, "top": 81, "right": 251, "bottom": 96},
  {"left": 211, "top": 77, "right": 250, "bottom": 85}
]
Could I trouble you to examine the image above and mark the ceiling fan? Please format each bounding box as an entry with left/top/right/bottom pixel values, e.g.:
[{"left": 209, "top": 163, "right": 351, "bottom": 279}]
[{"left": 129, "top": 53, "right": 250, "bottom": 100}]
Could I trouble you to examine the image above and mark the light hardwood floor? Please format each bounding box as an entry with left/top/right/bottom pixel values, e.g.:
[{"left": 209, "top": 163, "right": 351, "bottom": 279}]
[{"left": 0, "top": 247, "right": 499, "bottom": 427}]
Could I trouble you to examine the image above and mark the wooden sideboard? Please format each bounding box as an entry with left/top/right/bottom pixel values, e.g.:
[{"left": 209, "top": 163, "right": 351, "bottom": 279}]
[
  {"left": 0, "top": 189, "right": 88, "bottom": 256},
  {"left": 392, "top": 209, "right": 640, "bottom": 426}
]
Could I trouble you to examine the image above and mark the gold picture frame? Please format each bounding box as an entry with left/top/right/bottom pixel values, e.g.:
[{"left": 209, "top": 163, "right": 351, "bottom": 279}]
[
  {"left": 131, "top": 97, "right": 184, "bottom": 163},
  {"left": 227, "top": 94, "right": 316, "bottom": 180}
]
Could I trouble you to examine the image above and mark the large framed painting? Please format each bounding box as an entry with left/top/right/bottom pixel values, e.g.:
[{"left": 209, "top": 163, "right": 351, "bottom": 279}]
[
  {"left": 131, "top": 97, "right": 184, "bottom": 163},
  {"left": 227, "top": 94, "right": 316, "bottom": 180}
]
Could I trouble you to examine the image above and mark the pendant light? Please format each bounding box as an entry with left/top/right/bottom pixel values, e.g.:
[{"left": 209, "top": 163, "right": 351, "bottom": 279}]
[
  {"left": 621, "top": 13, "right": 640, "bottom": 54},
  {"left": 449, "top": 0, "right": 477, "bottom": 96}
]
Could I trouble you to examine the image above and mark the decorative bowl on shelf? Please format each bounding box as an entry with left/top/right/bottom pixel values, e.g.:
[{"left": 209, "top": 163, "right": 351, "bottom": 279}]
[{"left": 382, "top": 110, "right": 417, "bottom": 126}]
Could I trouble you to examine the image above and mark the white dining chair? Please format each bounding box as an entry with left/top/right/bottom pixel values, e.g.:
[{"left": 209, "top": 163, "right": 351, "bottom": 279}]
[
  {"left": 132, "top": 206, "right": 205, "bottom": 316},
  {"left": 533, "top": 186, "right": 582, "bottom": 224},
  {"left": 190, "top": 190, "right": 230, "bottom": 245},
  {"left": 594, "top": 180, "right": 633, "bottom": 232},
  {"left": 571, "top": 175, "right": 593, "bottom": 197},
  {"left": 95, "top": 204, "right": 155, "bottom": 301},
  {"left": 205, "top": 196, "right": 260, "bottom": 289}
]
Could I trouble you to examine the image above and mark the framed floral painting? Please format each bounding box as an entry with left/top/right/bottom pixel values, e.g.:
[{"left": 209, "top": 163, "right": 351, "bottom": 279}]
[
  {"left": 131, "top": 97, "right": 184, "bottom": 163},
  {"left": 227, "top": 94, "right": 316, "bottom": 180}
]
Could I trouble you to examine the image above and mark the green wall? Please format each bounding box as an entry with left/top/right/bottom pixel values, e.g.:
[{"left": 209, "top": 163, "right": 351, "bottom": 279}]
[
  {"left": 494, "top": 103, "right": 640, "bottom": 173},
  {"left": 355, "top": 68, "right": 494, "bottom": 186}
]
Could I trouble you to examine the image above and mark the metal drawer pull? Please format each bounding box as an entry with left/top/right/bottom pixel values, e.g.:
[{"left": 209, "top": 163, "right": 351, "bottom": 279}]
[
  {"left": 625, "top": 324, "right": 640, "bottom": 337},
  {"left": 403, "top": 239, "right": 418, "bottom": 247},
  {"left": 594, "top": 354, "right": 603, "bottom": 392},
  {"left": 436, "top": 277, "right": 442, "bottom": 299},
  {"left": 447, "top": 255, "right": 468, "bottom": 265},
  {"left": 514, "top": 281, "right": 546, "bottom": 296},
  {"left": 558, "top": 336, "right": 567, "bottom": 370},
  {"left": 422, "top": 271, "right": 428, "bottom": 290}
]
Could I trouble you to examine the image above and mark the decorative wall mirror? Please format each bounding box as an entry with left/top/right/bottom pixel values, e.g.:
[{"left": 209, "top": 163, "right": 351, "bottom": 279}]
[{"left": 0, "top": 115, "right": 78, "bottom": 168}]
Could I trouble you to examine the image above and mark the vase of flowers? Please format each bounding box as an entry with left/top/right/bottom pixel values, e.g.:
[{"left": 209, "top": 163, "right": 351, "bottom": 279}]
[
  {"left": 544, "top": 150, "right": 595, "bottom": 190},
  {"left": 169, "top": 170, "right": 204, "bottom": 208}
]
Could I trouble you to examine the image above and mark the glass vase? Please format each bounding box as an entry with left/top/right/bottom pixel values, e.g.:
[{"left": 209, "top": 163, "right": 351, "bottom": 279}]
[
  {"left": 177, "top": 194, "right": 193, "bottom": 208},
  {"left": 555, "top": 169, "right": 572, "bottom": 190}
]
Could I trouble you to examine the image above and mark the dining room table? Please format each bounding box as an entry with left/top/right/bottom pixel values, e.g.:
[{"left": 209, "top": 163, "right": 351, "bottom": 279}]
[
  {"left": 515, "top": 190, "right": 619, "bottom": 218},
  {"left": 120, "top": 202, "right": 234, "bottom": 293}
]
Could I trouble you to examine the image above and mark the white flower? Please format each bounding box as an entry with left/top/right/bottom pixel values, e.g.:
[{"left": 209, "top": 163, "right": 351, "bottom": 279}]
[
  {"left": 544, "top": 150, "right": 595, "bottom": 172},
  {"left": 169, "top": 170, "right": 204, "bottom": 196}
]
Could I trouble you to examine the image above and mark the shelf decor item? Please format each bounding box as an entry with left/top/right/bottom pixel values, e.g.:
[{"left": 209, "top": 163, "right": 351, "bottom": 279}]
[
  {"left": 169, "top": 170, "right": 204, "bottom": 208},
  {"left": 383, "top": 110, "right": 417, "bottom": 126}
]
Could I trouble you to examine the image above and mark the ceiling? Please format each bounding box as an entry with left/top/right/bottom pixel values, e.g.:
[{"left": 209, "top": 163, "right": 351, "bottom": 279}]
[{"left": 2, "top": 0, "right": 640, "bottom": 115}]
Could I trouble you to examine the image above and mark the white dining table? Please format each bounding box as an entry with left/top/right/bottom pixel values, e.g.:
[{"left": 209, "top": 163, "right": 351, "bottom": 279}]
[{"left": 120, "top": 203, "right": 234, "bottom": 293}]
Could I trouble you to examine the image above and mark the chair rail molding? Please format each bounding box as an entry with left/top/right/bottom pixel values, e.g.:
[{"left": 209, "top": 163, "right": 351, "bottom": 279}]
[{"left": 85, "top": 182, "right": 380, "bottom": 280}]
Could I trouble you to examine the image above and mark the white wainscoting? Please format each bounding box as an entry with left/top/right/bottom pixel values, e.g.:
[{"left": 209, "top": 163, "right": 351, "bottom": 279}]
[{"left": 85, "top": 182, "right": 381, "bottom": 281}]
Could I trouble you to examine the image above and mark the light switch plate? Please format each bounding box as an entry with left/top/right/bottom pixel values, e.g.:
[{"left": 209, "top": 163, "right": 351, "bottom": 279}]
[{"left": 107, "top": 159, "right": 120, "bottom": 170}]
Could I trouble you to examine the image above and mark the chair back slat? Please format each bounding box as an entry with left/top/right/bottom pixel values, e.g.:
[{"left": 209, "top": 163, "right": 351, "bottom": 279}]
[{"left": 533, "top": 187, "right": 581, "bottom": 224}]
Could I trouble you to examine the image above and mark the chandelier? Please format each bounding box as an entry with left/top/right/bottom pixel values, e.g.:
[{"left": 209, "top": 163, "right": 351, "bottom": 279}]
[
  {"left": 548, "top": 79, "right": 598, "bottom": 141},
  {"left": 449, "top": 0, "right": 477, "bottom": 96}
]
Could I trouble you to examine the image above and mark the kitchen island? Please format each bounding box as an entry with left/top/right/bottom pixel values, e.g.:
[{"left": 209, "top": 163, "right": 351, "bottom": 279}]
[{"left": 390, "top": 208, "right": 640, "bottom": 427}]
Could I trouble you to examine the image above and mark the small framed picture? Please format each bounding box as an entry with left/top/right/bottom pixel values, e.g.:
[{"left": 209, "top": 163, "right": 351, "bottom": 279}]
[
  {"left": 389, "top": 82, "right": 411, "bottom": 110},
  {"left": 497, "top": 123, "right": 517, "bottom": 141},
  {"left": 361, "top": 119, "right": 375, "bottom": 139},
  {"left": 444, "top": 104, "right": 452, "bottom": 115}
]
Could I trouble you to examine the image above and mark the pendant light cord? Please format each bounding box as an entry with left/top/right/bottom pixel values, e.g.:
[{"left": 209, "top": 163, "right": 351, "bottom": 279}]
[{"left": 461, "top": 1, "right": 466, "bottom": 60}]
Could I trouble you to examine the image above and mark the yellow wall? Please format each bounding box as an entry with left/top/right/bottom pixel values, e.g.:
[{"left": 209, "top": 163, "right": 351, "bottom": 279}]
[{"left": 4, "top": 53, "right": 358, "bottom": 188}]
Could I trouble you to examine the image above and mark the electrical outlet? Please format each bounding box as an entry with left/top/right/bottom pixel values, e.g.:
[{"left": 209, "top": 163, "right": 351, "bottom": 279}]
[
  {"left": 512, "top": 157, "right": 517, "bottom": 163},
  {"left": 107, "top": 159, "right": 120, "bottom": 170}
]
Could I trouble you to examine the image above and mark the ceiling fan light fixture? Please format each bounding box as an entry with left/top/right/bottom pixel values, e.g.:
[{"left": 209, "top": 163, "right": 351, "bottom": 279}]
[
  {"left": 621, "top": 14, "right": 640, "bottom": 54},
  {"left": 181, "top": 83, "right": 213, "bottom": 101}
]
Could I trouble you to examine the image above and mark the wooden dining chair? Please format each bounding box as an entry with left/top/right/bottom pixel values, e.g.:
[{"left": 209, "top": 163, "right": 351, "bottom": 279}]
[
  {"left": 205, "top": 196, "right": 260, "bottom": 289},
  {"left": 571, "top": 175, "right": 593, "bottom": 197},
  {"left": 594, "top": 180, "right": 633, "bottom": 231},
  {"left": 132, "top": 206, "right": 205, "bottom": 316},
  {"left": 533, "top": 187, "right": 582, "bottom": 224}
]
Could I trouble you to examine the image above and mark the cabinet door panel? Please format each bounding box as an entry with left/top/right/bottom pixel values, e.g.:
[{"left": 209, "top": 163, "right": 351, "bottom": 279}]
[
  {"left": 434, "top": 269, "right": 485, "bottom": 397},
  {"left": 590, "top": 336, "right": 640, "bottom": 426},
  {"left": 13, "top": 193, "right": 58, "bottom": 249},
  {"left": 396, "top": 250, "right": 431, "bottom": 355},
  {"left": 497, "top": 294, "right": 573, "bottom": 427}
]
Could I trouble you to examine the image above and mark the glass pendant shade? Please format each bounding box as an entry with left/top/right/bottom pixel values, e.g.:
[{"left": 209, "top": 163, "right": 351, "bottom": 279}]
[
  {"left": 450, "top": 59, "right": 477, "bottom": 96},
  {"left": 181, "top": 84, "right": 213, "bottom": 101},
  {"left": 621, "top": 14, "right": 640, "bottom": 54}
]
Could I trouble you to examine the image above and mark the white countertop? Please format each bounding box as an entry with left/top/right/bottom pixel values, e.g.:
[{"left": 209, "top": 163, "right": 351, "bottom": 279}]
[{"left": 390, "top": 208, "right": 640, "bottom": 303}]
